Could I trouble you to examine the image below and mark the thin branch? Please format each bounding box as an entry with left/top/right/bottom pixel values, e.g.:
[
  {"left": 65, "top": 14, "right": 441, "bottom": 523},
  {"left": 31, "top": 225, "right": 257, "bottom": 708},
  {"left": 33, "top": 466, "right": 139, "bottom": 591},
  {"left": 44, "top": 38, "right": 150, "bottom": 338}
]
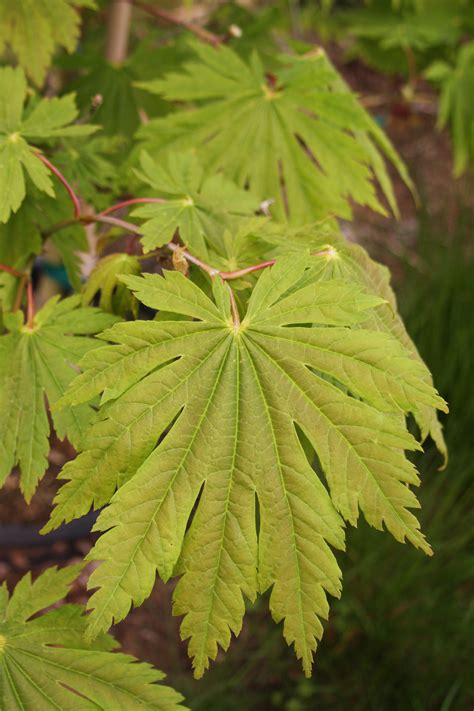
[
  {"left": 92, "top": 213, "right": 144, "bottom": 234},
  {"left": 35, "top": 152, "right": 81, "bottom": 219},
  {"left": 42, "top": 218, "right": 79, "bottom": 239},
  {"left": 26, "top": 279, "right": 35, "bottom": 328},
  {"left": 220, "top": 260, "right": 277, "bottom": 280},
  {"left": 0, "top": 263, "right": 26, "bottom": 278},
  {"left": 134, "top": 0, "right": 223, "bottom": 47},
  {"left": 106, "top": 0, "right": 133, "bottom": 64},
  {"left": 99, "top": 197, "right": 166, "bottom": 216},
  {"left": 13, "top": 275, "right": 28, "bottom": 312},
  {"left": 227, "top": 282, "right": 240, "bottom": 327}
]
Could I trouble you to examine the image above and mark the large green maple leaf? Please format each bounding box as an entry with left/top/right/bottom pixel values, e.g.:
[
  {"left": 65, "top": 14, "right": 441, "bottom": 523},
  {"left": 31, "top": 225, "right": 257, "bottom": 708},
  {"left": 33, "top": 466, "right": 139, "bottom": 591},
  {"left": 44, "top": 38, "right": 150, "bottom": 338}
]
[
  {"left": 0, "top": 296, "right": 117, "bottom": 500},
  {"left": 137, "top": 42, "right": 413, "bottom": 223},
  {"left": 0, "top": 66, "right": 96, "bottom": 223},
  {"left": 0, "top": 0, "right": 96, "bottom": 86},
  {"left": 0, "top": 565, "right": 186, "bottom": 710},
  {"left": 132, "top": 151, "right": 260, "bottom": 258},
  {"left": 46, "top": 257, "right": 446, "bottom": 677}
]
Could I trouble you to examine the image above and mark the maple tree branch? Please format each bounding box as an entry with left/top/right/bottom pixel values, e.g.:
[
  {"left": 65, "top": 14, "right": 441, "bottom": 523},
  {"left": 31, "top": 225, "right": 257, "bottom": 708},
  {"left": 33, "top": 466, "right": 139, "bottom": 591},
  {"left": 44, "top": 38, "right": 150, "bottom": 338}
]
[
  {"left": 26, "top": 279, "right": 35, "bottom": 328},
  {"left": 99, "top": 197, "right": 166, "bottom": 216},
  {"left": 106, "top": 0, "right": 133, "bottom": 64},
  {"left": 13, "top": 275, "right": 27, "bottom": 312},
  {"left": 134, "top": 0, "right": 223, "bottom": 47},
  {"left": 92, "top": 213, "right": 143, "bottom": 233},
  {"left": 35, "top": 152, "right": 81, "bottom": 219},
  {"left": 219, "top": 260, "right": 277, "bottom": 280},
  {"left": 0, "top": 263, "right": 26, "bottom": 278},
  {"left": 227, "top": 282, "right": 240, "bottom": 327}
]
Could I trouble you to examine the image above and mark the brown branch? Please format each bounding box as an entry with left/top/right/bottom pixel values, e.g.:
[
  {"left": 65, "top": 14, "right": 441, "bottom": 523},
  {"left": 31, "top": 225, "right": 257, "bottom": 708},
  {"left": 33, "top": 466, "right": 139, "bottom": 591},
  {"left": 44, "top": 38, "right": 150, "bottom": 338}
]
[
  {"left": 227, "top": 282, "right": 240, "bottom": 327},
  {"left": 26, "top": 279, "right": 35, "bottom": 328},
  {"left": 13, "top": 275, "right": 28, "bottom": 312},
  {"left": 99, "top": 197, "right": 166, "bottom": 216},
  {"left": 134, "top": 0, "right": 223, "bottom": 47},
  {"left": 106, "top": 0, "right": 133, "bottom": 64},
  {"left": 35, "top": 152, "right": 81, "bottom": 219},
  {"left": 0, "top": 263, "right": 26, "bottom": 278}
]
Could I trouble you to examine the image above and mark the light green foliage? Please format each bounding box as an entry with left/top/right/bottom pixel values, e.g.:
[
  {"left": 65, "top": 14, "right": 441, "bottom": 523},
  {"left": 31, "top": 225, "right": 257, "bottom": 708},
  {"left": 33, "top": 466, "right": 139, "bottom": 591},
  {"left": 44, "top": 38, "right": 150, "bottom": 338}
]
[
  {"left": 0, "top": 201, "right": 42, "bottom": 310},
  {"left": 54, "top": 136, "right": 123, "bottom": 210},
  {"left": 132, "top": 151, "right": 260, "bottom": 257},
  {"left": 0, "top": 565, "right": 186, "bottom": 710},
  {"left": 0, "top": 66, "right": 95, "bottom": 223},
  {"left": 82, "top": 253, "right": 141, "bottom": 315},
  {"left": 137, "top": 42, "right": 412, "bottom": 222},
  {"left": 0, "top": 0, "right": 96, "bottom": 86},
  {"left": 426, "top": 42, "right": 474, "bottom": 175},
  {"left": 46, "top": 259, "right": 446, "bottom": 677},
  {"left": 0, "top": 296, "right": 117, "bottom": 500},
  {"left": 339, "top": 4, "right": 461, "bottom": 54},
  {"left": 260, "top": 225, "right": 447, "bottom": 459}
]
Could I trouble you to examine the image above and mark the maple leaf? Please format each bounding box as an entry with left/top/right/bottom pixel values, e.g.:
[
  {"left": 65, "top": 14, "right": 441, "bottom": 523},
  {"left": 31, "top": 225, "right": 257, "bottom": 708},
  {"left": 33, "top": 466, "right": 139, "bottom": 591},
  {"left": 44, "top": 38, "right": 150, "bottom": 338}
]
[
  {"left": 46, "top": 258, "right": 446, "bottom": 677},
  {"left": 0, "top": 296, "right": 118, "bottom": 500},
  {"left": 0, "top": 564, "right": 186, "bottom": 710},
  {"left": 0, "top": 0, "right": 96, "bottom": 86},
  {"left": 132, "top": 151, "right": 260, "bottom": 257},
  {"left": 260, "top": 224, "right": 448, "bottom": 460},
  {"left": 0, "top": 66, "right": 96, "bottom": 223},
  {"left": 426, "top": 42, "right": 474, "bottom": 176},
  {"left": 137, "top": 42, "right": 413, "bottom": 223}
]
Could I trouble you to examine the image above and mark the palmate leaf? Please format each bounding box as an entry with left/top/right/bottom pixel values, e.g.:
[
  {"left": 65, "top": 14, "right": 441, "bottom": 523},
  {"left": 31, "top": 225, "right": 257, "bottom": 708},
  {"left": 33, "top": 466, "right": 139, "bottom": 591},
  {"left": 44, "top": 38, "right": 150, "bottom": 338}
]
[
  {"left": 46, "top": 258, "right": 446, "bottom": 677},
  {"left": 0, "top": 66, "right": 96, "bottom": 223},
  {"left": 426, "top": 42, "right": 474, "bottom": 176},
  {"left": 0, "top": 0, "right": 96, "bottom": 86},
  {"left": 132, "top": 151, "right": 260, "bottom": 257},
  {"left": 260, "top": 224, "right": 448, "bottom": 459},
  {"left": 0, "top": 565, "right": 186, "bottom": 710},
  {"left": 137, "top": 42, "right": 413, "bottom": 223},
  {"left": 0, "top": 296, "right": 117, "bottom": 500}
]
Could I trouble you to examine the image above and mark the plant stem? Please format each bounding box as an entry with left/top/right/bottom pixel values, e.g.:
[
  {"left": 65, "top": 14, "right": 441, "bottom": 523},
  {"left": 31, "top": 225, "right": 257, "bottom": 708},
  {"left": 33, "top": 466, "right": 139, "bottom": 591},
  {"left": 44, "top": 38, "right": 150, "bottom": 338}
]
[
  {"left": 92, "top": 213, "right": 143, "bottom": 233},
  {"left": 99, "top": 197, "right": 166, "bottom": 216},
  {"left": 134, "top": 0, "right": 222, "bottom": 46},
  {"left": 220, "top": 260, "right": 277, "bottom": 280},
  {"left": 0, "top": 263, "right": 26, "bottom": 278},
  {"left": 105, "top": 0, "right": 133, "bottom": 64},
  {"left": 13, "top": 275, "right": 28, "bottom": 312},
  {"left": 26, "top": 279, "right": 35, "bottom": 327},
  {"left": 35, "top": 152, "right": 81, "bottom": 218},
  {"left": 227, "top": 282, "right": 240, "bottom": 327},
  {"left": 42, "top": 218, "right": 79, "bottom": 239}
]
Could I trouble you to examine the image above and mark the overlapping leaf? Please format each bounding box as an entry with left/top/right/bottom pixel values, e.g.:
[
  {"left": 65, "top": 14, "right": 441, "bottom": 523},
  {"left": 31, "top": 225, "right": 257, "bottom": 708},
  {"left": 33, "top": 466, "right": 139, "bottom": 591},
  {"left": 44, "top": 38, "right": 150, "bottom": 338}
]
[
  {"left": 46, "top": 258, "right": 446, "bottom": 677},
  {"left": 0, "top": 66, "right": 96, "bottom": 223},
  {"left": 0, "top": 0, "right": 96, "bottom": 86},
  {"left": 0, "top": 296, "right": 117, "bottom": 500},
  {"left": 132, "top": 151, "right": 260, "bottom": 257},
  {"left": 0, "top": 565, "right": 186, "bottom": 710},
  {"left": 137, "top": 42, "right": 413, "bottom": 222},
  {"left": 260, "top": 224, "right": 448, "bottom": 459}
]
